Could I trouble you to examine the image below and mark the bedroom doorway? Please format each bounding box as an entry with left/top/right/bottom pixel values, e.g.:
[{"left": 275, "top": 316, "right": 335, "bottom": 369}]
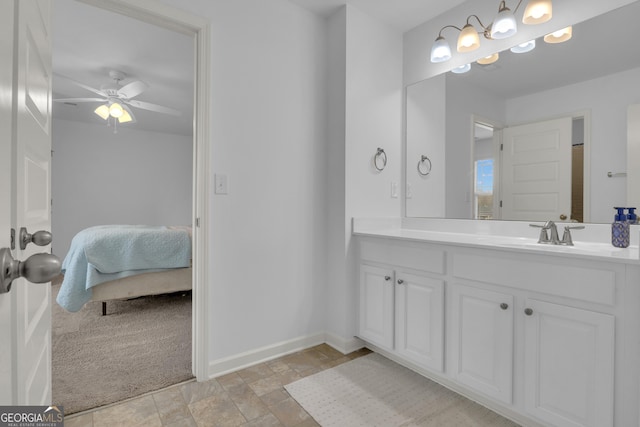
[{"left": 50, "top": 0, "right": 210, "bottom": 414}]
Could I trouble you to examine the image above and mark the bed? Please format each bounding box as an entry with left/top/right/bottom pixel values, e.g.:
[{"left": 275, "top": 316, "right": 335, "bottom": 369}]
[{"left": 56, "top": 225, "right": 192, "bottom": 314}]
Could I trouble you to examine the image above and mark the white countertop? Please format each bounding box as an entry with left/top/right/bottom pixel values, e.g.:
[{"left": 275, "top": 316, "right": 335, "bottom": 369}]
[{"left": 353, "top": 218, "right": 640, "bottom": 264}]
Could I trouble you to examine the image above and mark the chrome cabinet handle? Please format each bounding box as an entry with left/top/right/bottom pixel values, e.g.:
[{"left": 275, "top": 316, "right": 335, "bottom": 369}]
[
  {"left": 384, "top": 276, "right": 391, "bottom": 281},
  {"left": 397, "top": 279, "right": 404, "bottom": 285},
  {"left": 19, "top": 227, "right": 52, "bottom": 250},
  {"left": 500, "top": 303, "right": 509, "bottom": 310},
  {"left": 0, "top": 248, "right": 61, "bottom": 294},
  {"left": 524, "top": 308, "right": 534, "bottom": 316}
]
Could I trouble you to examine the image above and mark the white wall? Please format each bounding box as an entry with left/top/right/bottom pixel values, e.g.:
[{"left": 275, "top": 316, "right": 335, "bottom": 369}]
[
  {"left": 326, "top": 5, "right": 403, "bottom": 346},
  {"left": 405, "top": 74, "right": 446, "bottom": 217},
  {"left": 506, "top": 67, "right": 640, "bottom": 223},
  {"left": 52, "top": 119, "right": 192, "bottom": 258},
  {"left": 157, "top": 0, "right": 329, "bottom": 363}
]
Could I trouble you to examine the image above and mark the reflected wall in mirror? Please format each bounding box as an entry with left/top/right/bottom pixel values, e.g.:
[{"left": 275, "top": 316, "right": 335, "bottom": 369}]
[{"left": 405, "top": 1, "right": 640, "bottom": 223}]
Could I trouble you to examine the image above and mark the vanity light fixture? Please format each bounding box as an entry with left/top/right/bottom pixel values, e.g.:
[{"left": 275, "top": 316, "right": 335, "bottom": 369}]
[
  {"left": 477, "top": 53, "right": 500, "bottom": 65},
  {"left": 544, "top": 26, "right": 572, "bottom": 43},
  {"left": 510, "top": 39, "right": 536, "bottom": 53},
  {"left": 429, "top": 0, "right": 553, "bottom": 63}
]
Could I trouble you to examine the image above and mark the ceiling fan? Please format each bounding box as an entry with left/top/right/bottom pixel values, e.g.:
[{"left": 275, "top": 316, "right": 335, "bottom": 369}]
[{"left": 54, "top": 70, "right": 181, "bottom": 128}]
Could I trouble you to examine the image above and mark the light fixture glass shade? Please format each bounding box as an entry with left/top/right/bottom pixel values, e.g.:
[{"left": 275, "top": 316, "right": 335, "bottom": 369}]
[
  {"left": 94, "top": 104, "right": 110, "bottom": 120},
  {"left": 118, "top": 109, "right": 133, "bottom": 123},
  {"left": 457, "top": 24, "right": 480, "bottom": 52},
  {"left": 109, "top": 102, "right": 124, "bottom": 118},
  {"left": 430, "top": 36, "right": 452, "bottom": 63},
  {"left": 544, "top": 26, "right": 572, "bottom": 43},
  {"left": 510, "top": 39, "right": 536, "bottom": 53},
  {"left": 491, "top": 7, "right": 517, "bottom": 39},
  {"left": 523, "top": 0, "right": 552, "bottom": 24},
  {"left": 451, "top": 63, "right": 471, "bottom": 74},
  {"left": 477, "top": 53, "right": 499, "bottom": 65}
]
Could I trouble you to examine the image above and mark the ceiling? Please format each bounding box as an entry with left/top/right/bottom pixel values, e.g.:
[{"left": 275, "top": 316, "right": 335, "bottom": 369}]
[
  {"left": 52, "top": 0, "right": 195, "bottom": 136},
  {"left": 52, "top": 0, "right": 461, "bottom": 136},
  {"left": 287, "top": 0, "right": 467, "bottom": 32}
]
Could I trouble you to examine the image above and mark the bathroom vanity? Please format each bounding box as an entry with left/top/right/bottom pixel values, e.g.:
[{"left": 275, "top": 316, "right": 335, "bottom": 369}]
[{"left": 353, "top": 218, "right": 640, "bottom": 427}]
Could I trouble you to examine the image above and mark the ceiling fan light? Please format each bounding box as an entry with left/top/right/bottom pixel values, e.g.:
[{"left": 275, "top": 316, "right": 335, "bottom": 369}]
[
  {"left": 94, "top": 104, "right": 110, "bottom": 120},
  {"left": 431, "top": 36, "right": 452, "bottom": 63},
  {"left": 510, "top": 39, "right": 536, "bottom": 53},
  {"left": 491, "top": 5, "right": 517, "bottom": 39},
  {"left": 477, "top": 53, "right": 499, "bottom": 65},
  {"left": 118, "top": 109, "right": 133, "bottom": 123},
  {"left": 109, "top": 102, "right": 124, "bottom": 118},
  {"left": 457, "top": 24, "right": 480, "bottom": 53},
  {"left": 544, "top": 26, "right": 572, "bottom": 44},
  {"left": 451, "top": 63, "right": 471, "bottom": 74},
  {"left": 523, "top": 0, "right": 552, "bottom": 24}
]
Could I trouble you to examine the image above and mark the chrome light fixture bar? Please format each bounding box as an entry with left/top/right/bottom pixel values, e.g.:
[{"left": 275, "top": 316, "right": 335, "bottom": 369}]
[{"left": 430, "top": 0, "right": 552, "bottom": 63}]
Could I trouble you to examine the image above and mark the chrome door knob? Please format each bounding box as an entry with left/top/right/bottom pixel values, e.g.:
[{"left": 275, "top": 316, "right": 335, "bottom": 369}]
[
  {"left": 0, "top": 248, "right": 61, "bottom": 294},
  {"left": 19, "top": 227, "right": 52, "bottom": 250},
  {"left": 500, "top": 303, "right": 509, "bottom": 310},
  {"left": 524, "top": 308, "right": 534, "bottom": 316}
]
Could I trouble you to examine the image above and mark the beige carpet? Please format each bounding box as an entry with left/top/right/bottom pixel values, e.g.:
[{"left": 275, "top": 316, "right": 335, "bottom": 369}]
[
  {"left": 51, "top": 280, "right": 193, "bottom": 414},
  {"left": 285, "top": 353, "right": 520, "bottom": 427}
]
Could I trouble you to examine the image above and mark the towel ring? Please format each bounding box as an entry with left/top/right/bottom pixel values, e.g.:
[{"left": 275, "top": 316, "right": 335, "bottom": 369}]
[
  {"left": 417, "top": 155, "right": 432, "bottom": 176},
  {"left": 374, "top": 148, "right": 387, "bottom": 171}
]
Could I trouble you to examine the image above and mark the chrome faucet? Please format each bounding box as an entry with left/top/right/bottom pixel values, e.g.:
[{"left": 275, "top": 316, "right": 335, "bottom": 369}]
[{"left": 530, "top": 221, "right": 584, "bottom": 246}]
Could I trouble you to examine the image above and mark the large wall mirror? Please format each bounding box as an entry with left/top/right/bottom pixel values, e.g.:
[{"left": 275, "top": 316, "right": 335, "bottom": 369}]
[{"left": 406, "top": 1, "right": 640, "bottom": 223}]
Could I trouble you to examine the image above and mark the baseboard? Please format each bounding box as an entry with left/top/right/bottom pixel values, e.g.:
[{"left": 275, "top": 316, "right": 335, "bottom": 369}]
[
  {"left": 208, "top": 332, "right": 326, "bottom": 378},
  {"left": 207, "top": 332, "right": 366, "bottom": 379},
  {"left": 324, "top": 333, "right": 365, "bottom": 355}
]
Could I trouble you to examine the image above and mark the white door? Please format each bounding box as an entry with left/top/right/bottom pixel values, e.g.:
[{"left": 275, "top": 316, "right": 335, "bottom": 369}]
[
  {"left": 0, "top": 0, "right": 55, "bottom": 405},
  {"left": 395, "top": 272, "right": 444, "bottom": 372},
  {"left": 358, "top": 265, "right": 394, "bottom": 350},
  {"left": 523, "top": 299, "right": 614, "bottom": 427},
  {"left": 449, "top": 283, "right": 514, "bottom": 404},
  {"left": 501, "top": 117, "right": 572, "bottom": 221}
]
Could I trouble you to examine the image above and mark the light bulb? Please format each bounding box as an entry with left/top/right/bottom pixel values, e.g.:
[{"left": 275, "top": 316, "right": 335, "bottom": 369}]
[
  {"left": 510, "top": 40, "right": 536, "bottom": 53},
  {"left": 457, "top": 24, "right": 480, "bottom": 52},
  {"left": 544, "top": 26, "right": 572, "bottom": 44},
  {"left": 430, "top": 36, "right": 452, "bottom": 63},
  {"left": 491, "top": 6, "right": 517, "bottom": 39},
  {"left": 94, "top": 104, "right": 110, "bottom": 120},
  {"left": 477, "top": 53, "right": 499, "bottom": 65},
  {"left": 109, "top": 102, "right": 124, "bottom": 118},
  {"left": 523, "top": 0, "right": 552, "bottom": 24}
]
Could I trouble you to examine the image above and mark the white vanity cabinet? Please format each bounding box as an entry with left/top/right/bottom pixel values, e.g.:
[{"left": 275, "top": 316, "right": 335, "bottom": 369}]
[
  {"left": 449, "top": 284, "right": 514, "bottom": 405},
  {"left": 358, "top": 239, "right": 445, "bottom": 372},
  {"left": 354, "top": 232, "right": 637, "bottom": 427},
  {"left": 523, "top": 299, "right": 614, "bottom": 427}
]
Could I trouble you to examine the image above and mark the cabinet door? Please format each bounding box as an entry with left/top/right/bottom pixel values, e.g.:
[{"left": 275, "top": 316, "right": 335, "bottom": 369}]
[
  {"left": 395, "top": 272, "right": 444, "bottom": 372},
  {"left": 449, "top": 284, "right": 514, "bottom": 404},
  {"left": 359, "top": 265, "right": 394, "bottom": 350},
  {"left": 523, "top": 299, "right": 614, "bottom": 427}
]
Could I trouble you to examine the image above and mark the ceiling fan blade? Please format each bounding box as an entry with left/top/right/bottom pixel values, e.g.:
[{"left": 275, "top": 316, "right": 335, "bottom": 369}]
[
  {"left": 53, "top": 98, "right": 106, "bottom": 103},
  {"left": 118, "top": 80, "right": 148, "bottom": 99},
  {"left": 127, "top": 99, "right": 181, "bottom": 116},
  {"left": 54, "top": 73, "right": 106, "bottom": 97}
]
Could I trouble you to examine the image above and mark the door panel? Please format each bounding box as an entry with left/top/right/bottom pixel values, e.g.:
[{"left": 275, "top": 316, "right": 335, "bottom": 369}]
[
  {"left": 395, "top": 272, "right": 444, "bottom": 372},
  {"left": 502, "top": 117, "right": 572, "bottom": 221},
  {"left": 524, "top": 299, "right": 614, "bottom": 427},
  {"left": 359, "top": 265, "right": 394, "bottom": 350},
  {"left": 0, "top": 0, "right": 53, "bottom": 406},
  {"left": 449, "top": 283, "right": 514, "bottom": 404}
]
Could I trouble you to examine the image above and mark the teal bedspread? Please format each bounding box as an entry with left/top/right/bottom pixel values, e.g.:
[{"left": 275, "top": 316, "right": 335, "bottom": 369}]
[{"left": 56, "top": 225, "right": 191, "bottom": 312}]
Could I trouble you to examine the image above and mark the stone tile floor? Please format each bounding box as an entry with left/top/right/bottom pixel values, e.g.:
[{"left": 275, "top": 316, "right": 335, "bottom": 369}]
[{"left": 64, "top": 344, "right": 371, "bottom": 427}]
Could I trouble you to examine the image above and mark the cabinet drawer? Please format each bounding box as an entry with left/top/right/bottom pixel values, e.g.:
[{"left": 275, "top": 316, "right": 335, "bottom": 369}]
[
  {"left": 360, "top": 239, "right": 445, "bottom": 275},
  {"left": 452, "top": 253, "right": 616, "bottom": 306}
]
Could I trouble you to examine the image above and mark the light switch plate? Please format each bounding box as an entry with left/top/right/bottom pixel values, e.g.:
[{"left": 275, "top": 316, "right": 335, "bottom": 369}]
[{"left": 215, "top": 174, "right": 228, "bottom": 195}]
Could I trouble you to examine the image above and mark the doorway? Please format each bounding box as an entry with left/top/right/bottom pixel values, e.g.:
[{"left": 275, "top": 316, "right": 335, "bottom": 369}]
[{"left": 50, "top": 0, "right": 209, "bottom": 412}]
